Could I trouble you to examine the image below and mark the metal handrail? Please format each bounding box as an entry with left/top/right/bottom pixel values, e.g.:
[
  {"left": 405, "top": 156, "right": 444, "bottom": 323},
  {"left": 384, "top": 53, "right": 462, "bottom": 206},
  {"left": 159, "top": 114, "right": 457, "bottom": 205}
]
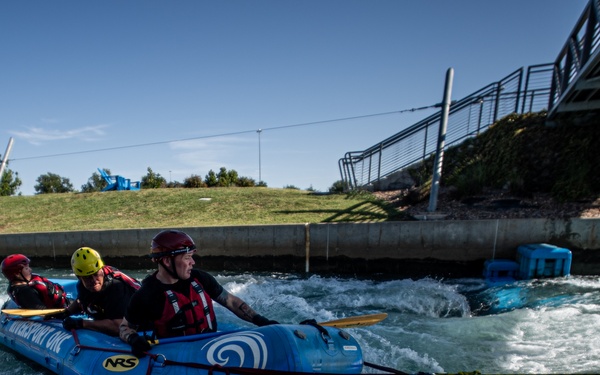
[
  {"left": 340, "top": 0, "right": 596, "bottom": 191},
  {"left": 339, "top": 64, "right": 553, "bottom": 190},
  {"left": 548, "top": 0, "right": 600, "bottom": 115}
]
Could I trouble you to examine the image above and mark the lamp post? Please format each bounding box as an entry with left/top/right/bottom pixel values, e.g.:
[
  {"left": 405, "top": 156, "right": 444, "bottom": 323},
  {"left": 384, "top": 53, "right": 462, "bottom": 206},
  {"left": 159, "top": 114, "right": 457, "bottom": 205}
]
[{"left": 257, "top": 129, "right": 262, "bottom": 183}]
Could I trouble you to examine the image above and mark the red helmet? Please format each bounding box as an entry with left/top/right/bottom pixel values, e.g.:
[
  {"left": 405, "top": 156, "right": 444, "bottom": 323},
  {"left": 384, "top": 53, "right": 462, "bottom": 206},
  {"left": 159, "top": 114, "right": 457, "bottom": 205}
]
[
  {"left": 150, "top": 230, "right": 196, "bottom": 259},
  {"left": 1, "top": 254, "right": 30, "bottom": 280}
]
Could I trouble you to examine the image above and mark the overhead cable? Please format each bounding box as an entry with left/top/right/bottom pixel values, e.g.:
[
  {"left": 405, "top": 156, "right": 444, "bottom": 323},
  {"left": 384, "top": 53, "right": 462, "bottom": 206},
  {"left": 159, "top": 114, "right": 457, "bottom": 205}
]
[{"left": 9, "top": 103, "right": 439, "bottom": 162}]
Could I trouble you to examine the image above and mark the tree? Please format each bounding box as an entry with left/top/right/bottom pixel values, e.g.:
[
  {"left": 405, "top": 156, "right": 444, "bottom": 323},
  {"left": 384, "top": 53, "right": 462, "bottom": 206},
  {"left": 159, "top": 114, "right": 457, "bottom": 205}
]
[
  {"left": 34, "top": 172, "right": 74, "bottom": 194},
  {"left": 227, "top": 169, "right": 239, "bottom": 186},
  {"left": 141, "top": 167, "right": 166, "bottom": 189},
  {"left": 214, "top": 167, "right": 240, "bottom": 187},
  {"left": 0, "top": 168, "right": 22, "bottom": 196},
  {"left": 80, "top": 168, "right": 110, "bottom": 193},
  {"left": 203, "top": 167, "right": 262, "bottom": 188},
  {"left": 204, "top": 170, "right": 218, "bottom": 187},
  {"left": 217, "top": 167, "right": 231, "bottom": 187}
]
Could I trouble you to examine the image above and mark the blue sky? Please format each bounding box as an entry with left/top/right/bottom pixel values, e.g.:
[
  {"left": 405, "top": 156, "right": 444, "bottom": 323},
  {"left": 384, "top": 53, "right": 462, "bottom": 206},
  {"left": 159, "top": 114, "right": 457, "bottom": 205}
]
[{"left": 0, "top": 1, "right": 588, "bottom": 195}]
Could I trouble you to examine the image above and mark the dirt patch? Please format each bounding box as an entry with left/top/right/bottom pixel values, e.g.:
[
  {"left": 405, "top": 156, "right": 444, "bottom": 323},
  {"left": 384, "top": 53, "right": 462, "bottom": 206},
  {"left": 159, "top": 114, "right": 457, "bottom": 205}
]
[{"left": 373, "top": 189, "right": 600, "bottom": 220}]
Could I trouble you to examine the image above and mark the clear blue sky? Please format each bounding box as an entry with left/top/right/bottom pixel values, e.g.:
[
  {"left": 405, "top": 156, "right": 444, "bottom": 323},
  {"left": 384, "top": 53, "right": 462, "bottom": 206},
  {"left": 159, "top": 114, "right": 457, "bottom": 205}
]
[{"left": 0, "top": 1, "right": 588, "bottom": 195}]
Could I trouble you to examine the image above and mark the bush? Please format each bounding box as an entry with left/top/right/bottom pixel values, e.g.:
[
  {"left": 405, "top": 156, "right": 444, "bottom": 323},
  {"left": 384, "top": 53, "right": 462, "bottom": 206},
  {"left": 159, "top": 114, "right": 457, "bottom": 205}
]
[
  {"left": 141, "top": 167, "right": 166, "bottom": 189},
  {"left": 34, "top": 172, "right": 74, "bottom": 194},
  {"left": 184, "top": 175, "right": 206, "bottom": 188},
  {"left": 237, "top": 177, "right": 256, "bottom": 187}
]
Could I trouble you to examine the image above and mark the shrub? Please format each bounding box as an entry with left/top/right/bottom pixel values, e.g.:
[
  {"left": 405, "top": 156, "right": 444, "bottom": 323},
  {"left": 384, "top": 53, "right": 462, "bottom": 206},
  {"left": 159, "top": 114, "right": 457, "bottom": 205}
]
[
  {"left": 329, "top": 180, "right": 346, "bottom": 194},
  {"left": 184, "top": 175, "right": 207, "bottom": 188}
]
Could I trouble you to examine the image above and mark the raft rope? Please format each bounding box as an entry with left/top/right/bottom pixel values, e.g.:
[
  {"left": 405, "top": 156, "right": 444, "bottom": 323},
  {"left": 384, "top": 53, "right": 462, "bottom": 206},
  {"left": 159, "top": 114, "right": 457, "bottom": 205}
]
[{"left": 70, "top": 327, "right": 411, "bottom": 375}]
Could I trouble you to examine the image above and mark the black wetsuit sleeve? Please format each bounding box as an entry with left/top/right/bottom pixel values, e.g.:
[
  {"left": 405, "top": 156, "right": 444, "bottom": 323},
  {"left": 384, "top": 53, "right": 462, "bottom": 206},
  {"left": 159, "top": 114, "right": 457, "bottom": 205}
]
[
  {"left": 100, "top": 280, "right": 138, "bottom": 319},
  {"left": 78, "top": 279, "right": 138, "bottom": 320},
  {"left": 12, "top": 286, "right": 47, "bottom": 309},
  {"left": 124, "top": 276, "right": 164, "bottom": 332}
]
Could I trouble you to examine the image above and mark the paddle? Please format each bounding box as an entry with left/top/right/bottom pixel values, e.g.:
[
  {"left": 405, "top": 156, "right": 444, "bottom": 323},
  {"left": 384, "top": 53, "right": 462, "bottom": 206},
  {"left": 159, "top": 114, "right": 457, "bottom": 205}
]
[
  {"left": 1, "top": 308, "right": 388, "bottom": 328},
  {"left": 149, "top": 329, "right": 246, "bottom": 345},
  {"left": 150, "top": 313, "right": 388, "bottom": 346},
  {"left": 319, "top": 313, "right": 388, "bottom": 328},
  {"left": 2, "top": 308, "right": 66, "bottom": 318}
]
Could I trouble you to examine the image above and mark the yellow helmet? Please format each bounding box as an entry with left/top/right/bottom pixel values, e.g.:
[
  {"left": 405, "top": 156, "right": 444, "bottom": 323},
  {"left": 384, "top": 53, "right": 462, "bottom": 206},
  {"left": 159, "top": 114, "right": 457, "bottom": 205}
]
[{"left": 71, "top": 247, "right": 104, "bottom": 276}]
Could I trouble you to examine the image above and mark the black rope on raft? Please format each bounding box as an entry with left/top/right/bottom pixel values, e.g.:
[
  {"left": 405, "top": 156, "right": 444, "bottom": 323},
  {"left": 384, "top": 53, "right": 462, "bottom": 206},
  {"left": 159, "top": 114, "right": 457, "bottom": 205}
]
[
  {"left": 70, "top": 328, "right": 411, "bottom": 375},
  {"left": 364, "top": 360, "right": 411, "bottom": 374}
]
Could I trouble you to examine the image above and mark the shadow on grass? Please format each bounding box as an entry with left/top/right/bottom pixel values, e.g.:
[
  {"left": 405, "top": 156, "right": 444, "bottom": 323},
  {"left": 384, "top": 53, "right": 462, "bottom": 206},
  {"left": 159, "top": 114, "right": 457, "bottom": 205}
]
[{"left": 277, "top": 199, "right": 412, "bottom": 223}]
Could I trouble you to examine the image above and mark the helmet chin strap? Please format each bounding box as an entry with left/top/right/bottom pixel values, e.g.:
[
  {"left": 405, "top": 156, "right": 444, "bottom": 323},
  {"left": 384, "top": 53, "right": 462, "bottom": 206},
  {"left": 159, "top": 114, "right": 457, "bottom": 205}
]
[
  {"left": 159, "top": 256, "right": 180, "bottom": 280},
  {"left": 19, "top": 268, "right": 30, "bottom": 282}
]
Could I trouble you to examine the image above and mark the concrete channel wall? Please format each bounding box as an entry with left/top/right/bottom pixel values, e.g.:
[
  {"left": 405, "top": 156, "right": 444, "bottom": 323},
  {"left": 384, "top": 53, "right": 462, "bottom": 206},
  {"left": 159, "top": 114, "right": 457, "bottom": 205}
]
[{"left": 0, "top": 218, "right": 598, "bottom": 278}]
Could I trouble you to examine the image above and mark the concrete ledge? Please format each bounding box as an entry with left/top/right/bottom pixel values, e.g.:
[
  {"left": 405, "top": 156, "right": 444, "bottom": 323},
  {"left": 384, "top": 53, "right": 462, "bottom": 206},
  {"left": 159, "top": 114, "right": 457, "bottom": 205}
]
[{"left": 1, "top": 218, "right": 598, "bottom": 277}]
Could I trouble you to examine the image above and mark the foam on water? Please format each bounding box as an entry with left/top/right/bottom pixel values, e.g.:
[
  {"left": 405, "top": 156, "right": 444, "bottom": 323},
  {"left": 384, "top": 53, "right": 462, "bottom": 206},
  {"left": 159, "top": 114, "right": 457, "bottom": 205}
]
[{"left": 0, "top": 270, "right": 599, "bottom": 374}]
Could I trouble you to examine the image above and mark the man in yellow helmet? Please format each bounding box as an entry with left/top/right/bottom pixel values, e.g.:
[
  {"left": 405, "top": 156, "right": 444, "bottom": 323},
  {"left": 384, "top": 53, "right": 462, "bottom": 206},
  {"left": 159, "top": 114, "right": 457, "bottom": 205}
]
[{"left": 62, "top": 247, "right": 140, "bottom": 336}]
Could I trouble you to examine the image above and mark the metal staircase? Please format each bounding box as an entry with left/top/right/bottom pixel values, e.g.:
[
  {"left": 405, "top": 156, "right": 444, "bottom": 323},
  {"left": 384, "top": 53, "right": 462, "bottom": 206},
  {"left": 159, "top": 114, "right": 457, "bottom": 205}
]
[
  {"left": 339, "top": 0, "right": 599, "bottom": 191},
  {"left": 339, "top": 64, "right": 553, "bottom": 191},
  {"left": 548, "top": 0, "right": 600, "bottom": 117}
]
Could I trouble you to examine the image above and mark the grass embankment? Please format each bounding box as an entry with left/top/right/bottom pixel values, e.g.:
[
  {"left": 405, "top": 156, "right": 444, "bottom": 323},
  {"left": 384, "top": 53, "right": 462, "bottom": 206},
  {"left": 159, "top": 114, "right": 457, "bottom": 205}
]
[
  {"left": 409, "top": 112, "right": 600, "bottom": 203},
  {"left": 0, "top": 188, "right": 405, "bottom": 234}
]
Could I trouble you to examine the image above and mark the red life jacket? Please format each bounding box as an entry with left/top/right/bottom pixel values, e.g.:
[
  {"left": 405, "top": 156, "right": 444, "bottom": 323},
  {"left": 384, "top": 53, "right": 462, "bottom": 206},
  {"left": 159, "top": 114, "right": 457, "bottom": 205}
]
[
  {"left": 102, "top": 266, "right": 141, "bottom": 290},
  {"left": 21, "top": 274, "right": 69, "bottom": 308},
  {"left": 153, "top": 279, "right": 217, "bottom": 338}
]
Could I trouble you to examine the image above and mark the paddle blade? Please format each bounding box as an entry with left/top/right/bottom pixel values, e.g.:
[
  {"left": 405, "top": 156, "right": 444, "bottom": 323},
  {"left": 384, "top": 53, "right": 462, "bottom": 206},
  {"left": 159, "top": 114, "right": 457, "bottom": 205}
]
[
  {"left": 319, "top": 313, "right": 388, "bottom": 328},
  {"left": 2, "top": 308, "right": 66, "bottom": 317}
]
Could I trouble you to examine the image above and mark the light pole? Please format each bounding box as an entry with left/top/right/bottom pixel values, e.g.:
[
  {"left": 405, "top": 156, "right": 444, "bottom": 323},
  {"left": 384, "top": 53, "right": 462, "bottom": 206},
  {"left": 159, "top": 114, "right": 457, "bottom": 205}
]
[
  {"left": 169, "top": 170, "right": 172, "bottom": 184},
  {"left": 257, "top": 129, "right": 262, "bottom": 183}
]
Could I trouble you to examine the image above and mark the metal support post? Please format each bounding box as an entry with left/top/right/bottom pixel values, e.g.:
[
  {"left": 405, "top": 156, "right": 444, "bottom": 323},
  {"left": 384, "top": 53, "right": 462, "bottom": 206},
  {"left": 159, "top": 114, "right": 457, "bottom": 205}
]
[
  {"left": 0, "top": 137, "right": 15, "bottom": 183},
  {"left": 428, "top": 68, "right": 454, "bottom": 213}
]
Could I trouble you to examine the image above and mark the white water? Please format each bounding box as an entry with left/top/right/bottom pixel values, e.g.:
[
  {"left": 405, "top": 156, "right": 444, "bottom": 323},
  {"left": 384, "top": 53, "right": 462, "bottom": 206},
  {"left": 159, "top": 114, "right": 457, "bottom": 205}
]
[{"left": 1, "top": 269, "right": 599, "bottom": 374}]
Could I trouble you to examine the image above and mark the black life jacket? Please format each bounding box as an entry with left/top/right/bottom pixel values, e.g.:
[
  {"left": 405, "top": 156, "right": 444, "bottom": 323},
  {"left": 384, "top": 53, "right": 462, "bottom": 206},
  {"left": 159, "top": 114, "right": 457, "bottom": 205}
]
[{"left": 80, "top": 266, "right": 141, "bottom": 315}]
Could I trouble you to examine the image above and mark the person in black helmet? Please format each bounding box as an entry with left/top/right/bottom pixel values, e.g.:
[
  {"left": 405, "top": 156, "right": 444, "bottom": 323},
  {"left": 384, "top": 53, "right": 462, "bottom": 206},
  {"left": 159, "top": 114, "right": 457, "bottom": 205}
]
[{"left": 119, "top": 229, "right": 278, "bottom": 357}]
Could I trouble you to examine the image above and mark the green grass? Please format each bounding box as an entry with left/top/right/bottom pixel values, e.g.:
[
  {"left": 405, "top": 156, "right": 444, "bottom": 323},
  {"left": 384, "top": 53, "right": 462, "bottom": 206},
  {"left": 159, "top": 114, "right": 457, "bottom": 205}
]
[{"left": 0, "top": 187, "right": 407, "bottom": 234}]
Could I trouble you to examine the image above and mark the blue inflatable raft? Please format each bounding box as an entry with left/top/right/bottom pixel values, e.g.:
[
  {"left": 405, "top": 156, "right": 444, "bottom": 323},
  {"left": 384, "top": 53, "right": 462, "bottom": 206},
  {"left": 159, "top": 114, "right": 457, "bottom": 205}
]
[{"left": 0, "top": 279, "right": 363, "bottom": 374}]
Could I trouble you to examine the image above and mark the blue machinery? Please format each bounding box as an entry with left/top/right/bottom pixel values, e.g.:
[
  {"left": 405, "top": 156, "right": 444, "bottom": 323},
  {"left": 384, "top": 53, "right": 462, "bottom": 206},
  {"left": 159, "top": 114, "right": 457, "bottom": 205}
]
[{"left": 97, "top": 168, "right": 141, "bottom": 191}]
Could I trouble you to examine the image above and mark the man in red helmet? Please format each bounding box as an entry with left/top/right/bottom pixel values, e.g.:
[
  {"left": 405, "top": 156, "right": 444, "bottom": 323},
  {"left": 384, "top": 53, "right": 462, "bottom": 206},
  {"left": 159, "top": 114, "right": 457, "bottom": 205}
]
[
  {"left": 119, "top": 229, "right": 278, "bottom": 357},
  {"left": 1, "top": 254, "right": 69, "bottom": 309}
]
